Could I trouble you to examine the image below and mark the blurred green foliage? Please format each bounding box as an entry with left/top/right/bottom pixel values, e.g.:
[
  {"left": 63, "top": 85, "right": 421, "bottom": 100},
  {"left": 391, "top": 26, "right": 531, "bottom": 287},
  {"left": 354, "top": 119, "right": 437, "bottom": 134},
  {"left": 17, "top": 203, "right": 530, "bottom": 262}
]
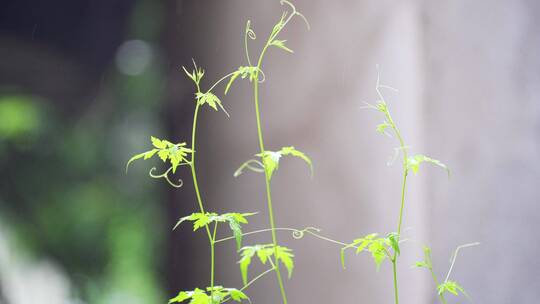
[{"left": 0, "top": 0, "right": 170, "bottom": 302}]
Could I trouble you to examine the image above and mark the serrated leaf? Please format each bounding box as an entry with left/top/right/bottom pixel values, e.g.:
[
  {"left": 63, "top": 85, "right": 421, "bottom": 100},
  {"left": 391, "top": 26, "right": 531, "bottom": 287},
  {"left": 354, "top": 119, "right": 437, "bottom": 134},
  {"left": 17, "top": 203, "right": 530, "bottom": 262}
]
[
  {"left": 238, "top": 244, "right": 294, "bottom": 282},
  {"left": 151, "top": 136, "right": 166, "bottom": 149},
  {"left": 195, "top": 92, "right": 229, "bottom": 117},
  {"left": 190, "top": 289, "right": 211, "bottom": 304},
  {"left": 228, "top": 289, "right": 248, "bottom": 302},
  {"left": 407, "top": 154, "right": 449, "bottom": 176},
  {"left": 368, "top": 240, "right": 387, "bottom": 271},
  {"left": 258, "top": 151, "right": 281, "bottom": 178},
  {"left": 126, "top": 136, "right": 192, "bottom": 177},
  {"left": 169, "top": 291, "right": 192, "bottom": 304},
  {"left": 275, "top": 246, "right": 294, "bottom": 278},
  {"left": 279, "top": 146, "right": 313, "bottom": 177},
  {"left": 158, "top": 149, "right": 169, "bottom": 162},
  {"left": 239, "top": 246, "right": 256, "bottom": 285},
  {"left": 437, "top": 281, "right": 468, "bottom": 298}
]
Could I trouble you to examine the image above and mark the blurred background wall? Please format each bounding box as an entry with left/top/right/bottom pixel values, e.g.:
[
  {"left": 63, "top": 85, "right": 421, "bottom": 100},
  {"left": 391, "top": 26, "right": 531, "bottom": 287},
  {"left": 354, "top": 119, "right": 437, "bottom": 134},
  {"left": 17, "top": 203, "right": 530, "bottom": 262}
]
[{"left": 0, "top": 0, "right": 539, "bottom": 304}]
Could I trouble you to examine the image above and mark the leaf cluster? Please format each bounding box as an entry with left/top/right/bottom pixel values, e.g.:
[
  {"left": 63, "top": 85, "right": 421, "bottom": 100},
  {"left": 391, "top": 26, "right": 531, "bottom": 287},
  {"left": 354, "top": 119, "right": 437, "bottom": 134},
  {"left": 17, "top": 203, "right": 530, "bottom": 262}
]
[
  {"left": 437, "top": 281, "right": 468, "bottom": 298},
  {"left": 224, "top": 66, "right": 259, "bottom": 95},
  {"left": 195, "top": 92, "right": 229, "bottom": 116},
  {"left": 174, "top": 212, "right": 256, "bottom": 249},
  {"left": 126, "top": 136, "right": 192, "bottom": 173},
  {"left": 169, "top": 286, "right": 248, "bottom": 304},
  {"left": 341, "top": 232, "right": 400, "bottom": 271},
  {"left": 234, "top": 146, "right": 312, "bottom": 179},
  {"left": 238, "top": 244, "right": 294, "bottom": 284}
]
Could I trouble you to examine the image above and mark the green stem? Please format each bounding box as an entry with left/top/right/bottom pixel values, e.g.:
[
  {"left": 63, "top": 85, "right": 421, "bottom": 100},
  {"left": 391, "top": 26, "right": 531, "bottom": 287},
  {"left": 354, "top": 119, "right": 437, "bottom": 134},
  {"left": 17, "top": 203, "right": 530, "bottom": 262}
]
[
  {"left": 252, "top": 75, "right": 288, "bottom": 304},
  {"left": 392, "top": 261, "right": 399, "bottom": 304},
  {"left": 250, "top": 37, "right": 289, "bottom": 304},
  {"left": 429, "top": 267, "right": 448, "bottom": 304},
  {"left": 384, "top": 107, "right": 408, "bottom": 304},
  {"left": 190, "top": 97, "right": 216, "bottom": 292}
]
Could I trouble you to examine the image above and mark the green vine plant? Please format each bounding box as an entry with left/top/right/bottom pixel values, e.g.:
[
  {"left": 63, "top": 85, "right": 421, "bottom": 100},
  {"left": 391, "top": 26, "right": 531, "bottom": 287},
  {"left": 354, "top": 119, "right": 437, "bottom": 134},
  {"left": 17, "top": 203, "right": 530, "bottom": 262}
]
[
  {"left": 336, "top": 68, "right": 479, "bottom": 304},
  {"left": 126, "top": 1, "right": 480, "bottom": 303},
  {"left": 126, "top": 1, "right": 316, "bottom": 304}
]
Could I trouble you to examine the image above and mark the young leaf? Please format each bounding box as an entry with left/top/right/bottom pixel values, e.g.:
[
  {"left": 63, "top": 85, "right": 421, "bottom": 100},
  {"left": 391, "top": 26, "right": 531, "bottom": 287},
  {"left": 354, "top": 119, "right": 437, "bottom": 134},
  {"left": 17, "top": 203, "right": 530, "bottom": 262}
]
[
  {"left": 228, "top": 289, "right": 248, "bottom": 302},
  {"left": 169, "top": 291, "right": 193, "bottom": 304},
  {"left": 407, "top": 154, "right": 449, "bottom": 176},
  {"left": 238, "top": 244, "right": 295, "bottom": 283},
  {"left": 258, "top": 151, "right": 282, "bottom": 178},
  {"left": 256, "top": 146, "right": 313, "bottom": 179},
  {"left": 190, "top": 289, "right": 211, "bottom": 304},
  {"left": 224, "top": 66, "right": 259, "bottom": 95},
  {"left": 279, "top": 146, "right": 313, "bottom": 177},
  {"left": 354, "top": 233, "right": 378, "bottom": 254},
  {"left": 437, "top": 281, "right": 468, "bottom": 298},
  {"left": 275, "top": 246, "right": 295, "bottom": 278},
  {"left": 368, "top": 239, "right": 387, "bottom": 271},
  {"left": 270, "top": 39, "right": 294, "bottom": 53},
  {"left": 173, "top": 212, "right": 214, "bottom": 231},
  {"left": 376, "top": 121, "right": 391, "bottom": 136},
  {"left": 238, "top": 245, "right": 258, "bottom": 284},
  {"left": 151, "top": 136, "right": 166, "bottom": 149},
  {"left": 220, "top": 212, "right": 256, "bottom": 249},
  {"left": 126, "top": 136, "right": 192, "bottom": 174}
]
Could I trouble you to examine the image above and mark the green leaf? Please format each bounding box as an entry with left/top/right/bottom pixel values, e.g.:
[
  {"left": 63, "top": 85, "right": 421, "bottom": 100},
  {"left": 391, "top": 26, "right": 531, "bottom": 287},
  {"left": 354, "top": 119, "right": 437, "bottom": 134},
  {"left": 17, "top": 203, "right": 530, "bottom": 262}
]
[
  {"left": 228, "top": 289, "right": 248, "bottom": 302},
  {"left": 368, "top": 240, "right": 387, "bottom": 271},
  {"left": 151, "top": 136, "right": 166, "bottom": 149},
  {"left": 354, "top": 233, "right": 378, "bottom": 254},
  {"left": 279, "top": 146, "right": 313, "bottom": 177},
  {"left": 174, "top": 213, "right": 214, "bottom": 231},
  {"left": 238, "top": 244, "right": 295, "bottom": 282},
  {"left": 239, "top": 246, "right": 257, "bottom": 285},
  {"left": 126, "top": 136, "right": 192, "bottom": 176},
  {"left": 256, "top": 146, "right": 313, "bottom": 179},
  {"left": 190, "top": 289, "right": 211, "bottom": 304},
  {"left": 258, "top": 151, "right": 282, "bottom": 178},
  {"left": 407, "top": 154, "right": 449, "bottom": 176},
  {"left": 270, "top": 39, "right": 294, "bottom": 53},
  {"left": 275, "top": 246, "right": 294, "bottom": 278},
  {"left": 437, "top": 281, "right": 468, "bottom": 298},
  {"left": 376, "top": 122, "right": 391, "bottom": 135},
  {"left": 169, "top": 291, "right": 192, "bottom": 303},
  {"left": 195, "top": 92, "right": 229, "bottom": 117},
  {"left": 224, "top": 66, "right": 259, "bottom": 95}
]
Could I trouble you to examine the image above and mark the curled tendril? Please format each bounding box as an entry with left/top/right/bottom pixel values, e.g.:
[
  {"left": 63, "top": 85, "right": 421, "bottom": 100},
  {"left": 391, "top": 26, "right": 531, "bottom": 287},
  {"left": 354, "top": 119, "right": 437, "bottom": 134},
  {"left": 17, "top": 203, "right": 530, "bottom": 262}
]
[
  {"left": 257, "top": 68, "right": 266, "bottom": 83},
  {"left": 291, "top": 227, "right": 321, "bottom": 239},
  {"left": 246, "top": 20, "right": 256, "bottom": 40},
  {"left": 149, "top": 167, "right": 184, "bottom": 188},
  {"left": 245, "top": 20, "right": 256, "bottom": 67}
]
